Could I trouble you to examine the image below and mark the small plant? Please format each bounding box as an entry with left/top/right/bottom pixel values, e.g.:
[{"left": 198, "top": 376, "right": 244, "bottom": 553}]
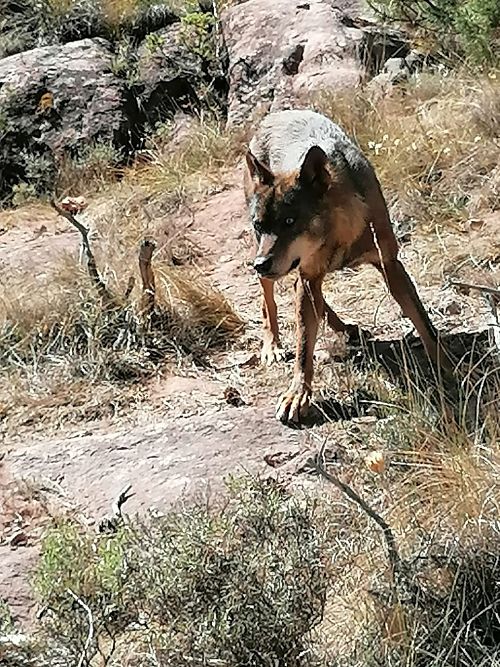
[
  {"left": 179, "top": 10, "right": 216, "bottom": 62},
  {"left": 56, "top": 141, "right": 122, "bottom": 194},
  {"left": 371, "top": 0, "right": 500, "bottom": 63},
  {"left": 33, "top": 478, "right": 328, "bottom": 665},
  {"left": 0, "top": 598, "right": 14, "bottom": 634},
  {"left": 19, "top": 149, "right": 56, "bottom": 196},
  {"left": 11, "top": 182, "right": 38, "bottom": 207},
  {"left": 110, "top": 37, "right": 139, "bottom": 84},
  {"left": 144, "top": 30, "right": 165, "bottom": 55},
  {"left": 34, "top": 522, "right": 131, "bottom": 664}
]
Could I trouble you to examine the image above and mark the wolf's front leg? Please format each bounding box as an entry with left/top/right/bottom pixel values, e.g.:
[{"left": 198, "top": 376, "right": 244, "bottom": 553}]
[
  {"left": 260, "top": 277, "right": 285, "bottom": 364},
  {"left": 276, "top": 275, "right": 324, "bottom": 423}
]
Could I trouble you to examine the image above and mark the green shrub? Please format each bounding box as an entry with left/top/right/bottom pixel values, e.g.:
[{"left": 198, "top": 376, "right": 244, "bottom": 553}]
[
  {"left": 179, "top": 10, "right": 215, "bottom": 62},
  {"left": 372, "top": 0, "right": 500, "bottom": 63},
  {"left": 33, "top": 478, "right": 328, "bottom": 666},
  {"left": 0, "top": 0, "right": 201, "bottom": 57},
  {"left": 0, "top": 598, "right": 14, "bottom": 634},
  {"left": 56, "top": 140, "right": 122, "bottom": 194},
  {"left": 34, "top": 523, "right": 132, "bottom": 665}
]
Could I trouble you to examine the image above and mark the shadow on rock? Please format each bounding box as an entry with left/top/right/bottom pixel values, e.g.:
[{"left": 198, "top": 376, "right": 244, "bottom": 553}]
[
  {"left": 286, "top": 388, "right": 382, "bottom": 430},
  {"left": 349, "top": 328, "right": 500, "bottom": 429},
  {"left": 282, "top": 328, "right": 499, "bottom": 431}
]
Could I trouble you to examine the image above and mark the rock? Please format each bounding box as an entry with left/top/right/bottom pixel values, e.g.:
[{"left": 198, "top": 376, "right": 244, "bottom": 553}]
[
  {"left": 405, "top": 50, "right": 426, "bottom": 73},
  {"left": 220, "top": 0, "right": 367, "bottom": 126},
  {"left": 355, "top": 24, "right": 410, "bottom": 76},
  {"left": 135, "top": 23, "right": 227, "bottom": 129},
  {"left": 7, "top": 530, "right": 29, "bottom": 548},
  {"left": 368, "top": 48, "right": 427, "bottom": 98},
  {"left": 383, "top": 56, "right": 409, "bottom": 81},
  {"left": 0, "top": 39, "right": 133, "bottom": 202}
]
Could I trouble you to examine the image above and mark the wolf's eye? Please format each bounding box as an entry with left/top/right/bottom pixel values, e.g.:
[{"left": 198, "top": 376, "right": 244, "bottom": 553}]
[{"left": 285, "top": 217, "right": 295, "bottom": 226}]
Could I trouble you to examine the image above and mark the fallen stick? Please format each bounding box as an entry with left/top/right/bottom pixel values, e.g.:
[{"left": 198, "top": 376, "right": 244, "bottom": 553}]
[
  {"left": 124, "top": 275, "right": 135, "bottom": 300},
  {"left": 111, "top": 483, "right": 134, "bottom": 519},
  {"left": 51, "top": 200, "right": 113, "bottom": 305},
  {"left": 449, "top": 279, "right": 500, "bottom": 300},
  {"left": 67, "top": 588, "right": 94, "bottom": 667},
  {"left": 315, "top": 438, "right": 401, "bottom": 583},
  {"left": 98, "top": 483, "right": 134, "bottom": 534}
]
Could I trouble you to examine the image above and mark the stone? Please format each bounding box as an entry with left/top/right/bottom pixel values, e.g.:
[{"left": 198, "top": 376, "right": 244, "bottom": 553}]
[
  {"left": 0, "top": 38, "right": 132, "bottom": 201},
  {"left": 220, "top": 0, "right": 366, "bottom": 126},
  {"left": 136, "top": 24, "right": 208, "bottom": 128}
]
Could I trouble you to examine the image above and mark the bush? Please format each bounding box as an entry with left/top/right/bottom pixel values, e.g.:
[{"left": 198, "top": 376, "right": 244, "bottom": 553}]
[
  {"left": 372, "top": 0, "right": 500, "bottom": 63},
  {"left": 33, "top": 478, "right": 328, "bottom": 666},
  {"left": 0, "top": 1, "right": 200, "bottom": 57}
]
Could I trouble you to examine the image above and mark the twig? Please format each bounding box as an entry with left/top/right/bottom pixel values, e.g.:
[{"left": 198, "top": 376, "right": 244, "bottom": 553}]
[
  {"left": 139, "top": 239, "right": 157, "bottom": 315},
  {"left": 213, "top": 0, "right": 221, "bottom": 61},
  {"left": 67, "top": 588, "right": 94, "bottom": 667},
  {"left": 315, "top": 439, "right": 401, "bottom": 581},
  {"left": 449, "top": 279, "right": 500, "bottom": 301},
  {"left": 98, "top": 484, "right": 134, "bottom": 533},
  {"left": 111, "top": 483, "right": 134, "bottom": 519},
  {"left": 124, "top": 275, "right": 135, "bottom": 300},
  {"left": 51, "top": 200, "right": 113, "bottom": 305}
]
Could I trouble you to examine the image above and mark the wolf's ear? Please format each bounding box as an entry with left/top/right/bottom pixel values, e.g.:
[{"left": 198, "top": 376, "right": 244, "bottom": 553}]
[
  {"left": 299, "top": 146, "right": 330, "bottom": 191},
  {"left": 245, "top": 150, "right": 275, "bottom": 187}
]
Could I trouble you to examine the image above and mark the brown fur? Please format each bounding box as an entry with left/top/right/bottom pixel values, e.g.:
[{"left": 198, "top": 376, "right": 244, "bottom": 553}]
[{"left": 244, "top": 110, "right": 452, "bottom": 423}]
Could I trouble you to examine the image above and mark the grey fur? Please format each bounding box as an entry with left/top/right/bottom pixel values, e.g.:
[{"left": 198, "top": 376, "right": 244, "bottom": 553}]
[{"left": 249, "top": 109, "right": 377, "bottom": 196}]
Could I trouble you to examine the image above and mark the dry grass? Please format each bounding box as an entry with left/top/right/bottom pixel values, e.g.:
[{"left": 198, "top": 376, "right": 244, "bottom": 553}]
[
  {"left": 305, "top": 361, "right": 500, "bottom": 665},
  {"left": 0, "top": 258, "right": 241, "bottom": 435},
  {"left": 128, "top": 118, "right": 248, "bottom": 197},
  {"left": 0, "top": 116, "right": 249, "bottom": 436},
  {"left": 0, "top": 0, "right": 200, "bottom": 61},
  {"left": 54, "top": 118, "right": 246, "bottom": 203},
  {"left": 0, "top": 184, "right": 242, "bottom": 437},
  {"left": 97, "top": 0, "right": 197, "bottom": 26},
  {"left": 313, "top": 70, "right": 500, "bottom": 232}
]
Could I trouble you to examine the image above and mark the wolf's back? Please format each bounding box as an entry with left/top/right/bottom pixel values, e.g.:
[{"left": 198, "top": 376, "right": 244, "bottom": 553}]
[{"left": 249, "top": 109, "right": 376, "bottom": 195}]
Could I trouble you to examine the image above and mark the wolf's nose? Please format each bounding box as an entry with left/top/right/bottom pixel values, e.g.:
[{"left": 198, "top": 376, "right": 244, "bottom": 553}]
[{"left": 254, "top": 255, "right": 273, "bottom": 276}]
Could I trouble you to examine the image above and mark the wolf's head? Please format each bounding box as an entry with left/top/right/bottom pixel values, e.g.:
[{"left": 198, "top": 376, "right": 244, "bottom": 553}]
[{"left": 244, "top": 145, "right": 331, "bottom": 280}]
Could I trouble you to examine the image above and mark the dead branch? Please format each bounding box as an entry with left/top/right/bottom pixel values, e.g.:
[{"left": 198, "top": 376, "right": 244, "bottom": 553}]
[
  {"left": 67, "top": 588, "right": 94, "bottom": 667},
  {"left": 111, "top": 483, "right": 134, "bottom": 519},
  {"left": 449, "top": 279, "right": 500, "bottom": 301},
  {"left": 315, "top": 439, "right": 401, "bottom": 582},
  {"left": 51, "top": 200, "right": 113, "bottom": 305},
  {"left": 124, "top": 275, "right": 135, "bottom": 300},
  {"left": 98, "top": 484, "right": 134, "bottom": 534},
  {"left": 139, "top": 239, "right": 157, "bottom": 315}
]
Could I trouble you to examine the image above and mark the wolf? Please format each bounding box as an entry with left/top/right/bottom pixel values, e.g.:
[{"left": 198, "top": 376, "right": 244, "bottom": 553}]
[{"left": 243, "top": 109, "right": 451, "bottom": 423}]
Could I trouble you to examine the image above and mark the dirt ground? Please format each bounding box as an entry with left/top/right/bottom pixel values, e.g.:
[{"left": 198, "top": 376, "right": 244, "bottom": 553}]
[{"left": 1, "top": 165, "right": 498, "bottom": 627}]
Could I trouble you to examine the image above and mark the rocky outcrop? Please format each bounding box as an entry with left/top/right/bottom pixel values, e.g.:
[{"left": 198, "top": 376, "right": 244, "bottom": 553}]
[
  {"left": 219, "top": 0, "right": 417, "bottom": 126},
  {"left": 0, "top": 38, "right": 133, "bottom": 201},
  {"left": 220, "top": 0, "right": 367, "bottom": 126},
  {"left": 0, "top": 0, "right": 417, "bottom": 201},
  {"left": 0, "top": 10, "right": 227, "bottom": 202}
]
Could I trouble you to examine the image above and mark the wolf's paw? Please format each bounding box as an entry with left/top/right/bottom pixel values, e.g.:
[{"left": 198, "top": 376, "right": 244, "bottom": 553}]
[
  {"left": 275, "top": 386, "right": 311, "bottom": 424},
  {"left": 261, "top": 339, "right": 286, "bottom": 366},
  {"left": 344, "top": 324, "right": 372, "bottom": 345}
]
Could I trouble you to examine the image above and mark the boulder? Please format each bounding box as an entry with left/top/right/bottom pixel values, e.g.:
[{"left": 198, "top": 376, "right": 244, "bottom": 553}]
[
  {"left": 220, "top": 0, "right": 367, "bottom": 126},
  {"left": 135, "top": 22, "right": 227, "bottom": 129},
  {"left": 0, "top": 38, "right": 133, "bottom": 201},
  {"left": 367, "top": 50, "right": 427, "bottom": 99}
]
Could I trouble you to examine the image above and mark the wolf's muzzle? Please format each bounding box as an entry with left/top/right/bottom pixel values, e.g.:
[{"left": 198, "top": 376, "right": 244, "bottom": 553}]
[{"left": 254, "top": 255, "right": 274, "bottom": 276}]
